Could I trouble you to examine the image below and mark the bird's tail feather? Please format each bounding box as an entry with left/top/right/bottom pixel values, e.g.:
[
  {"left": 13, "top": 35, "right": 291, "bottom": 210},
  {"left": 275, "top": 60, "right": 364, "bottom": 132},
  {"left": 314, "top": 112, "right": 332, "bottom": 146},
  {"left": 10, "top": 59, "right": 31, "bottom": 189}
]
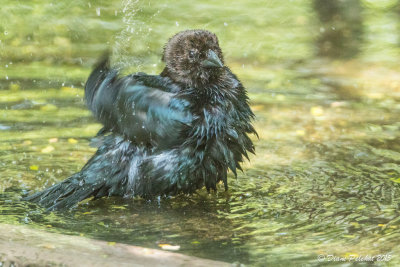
[
  {"left": 23, "top": 172, "right": 106, "bottom": 211},
  {"left": 23, "top": 135, "right": 136, "bottom": 210}
]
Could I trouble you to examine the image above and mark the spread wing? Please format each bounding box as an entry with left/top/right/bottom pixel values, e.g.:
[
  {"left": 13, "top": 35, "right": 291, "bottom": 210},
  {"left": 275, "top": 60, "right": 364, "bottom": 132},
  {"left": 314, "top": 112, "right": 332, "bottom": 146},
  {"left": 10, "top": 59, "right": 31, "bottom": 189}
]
[{"left": 85, "top": 56, "right": 192, "bottom": 149}]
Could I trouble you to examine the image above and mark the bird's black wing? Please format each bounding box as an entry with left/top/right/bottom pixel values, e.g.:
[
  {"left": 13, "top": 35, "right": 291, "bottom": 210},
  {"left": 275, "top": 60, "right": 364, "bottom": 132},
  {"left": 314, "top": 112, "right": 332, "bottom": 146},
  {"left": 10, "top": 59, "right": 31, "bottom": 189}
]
[{"left": 85, "top": 56, "right": 192, "bottom": 149}]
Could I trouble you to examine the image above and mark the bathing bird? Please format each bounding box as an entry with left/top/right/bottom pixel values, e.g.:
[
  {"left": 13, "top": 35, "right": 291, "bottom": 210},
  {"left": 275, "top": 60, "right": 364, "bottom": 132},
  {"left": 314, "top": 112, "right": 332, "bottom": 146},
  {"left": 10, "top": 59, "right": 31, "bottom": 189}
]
[{"left": 24, "top": 30, "right": 257, "bottom": 210}]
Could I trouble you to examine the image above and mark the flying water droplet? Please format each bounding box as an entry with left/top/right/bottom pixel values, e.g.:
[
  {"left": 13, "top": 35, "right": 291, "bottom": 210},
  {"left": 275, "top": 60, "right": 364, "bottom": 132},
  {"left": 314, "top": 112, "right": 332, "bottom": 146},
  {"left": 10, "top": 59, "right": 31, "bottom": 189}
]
[{"left": 131, "top": 102, "right": 135, "bottom": 115}]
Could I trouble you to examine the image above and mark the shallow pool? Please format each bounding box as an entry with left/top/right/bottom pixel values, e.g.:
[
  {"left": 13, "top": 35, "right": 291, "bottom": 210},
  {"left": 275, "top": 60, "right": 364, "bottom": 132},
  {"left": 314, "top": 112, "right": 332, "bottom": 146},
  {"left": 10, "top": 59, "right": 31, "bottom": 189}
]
[{"left": 1, "top": 0, "right": 400, "bottom": 265}]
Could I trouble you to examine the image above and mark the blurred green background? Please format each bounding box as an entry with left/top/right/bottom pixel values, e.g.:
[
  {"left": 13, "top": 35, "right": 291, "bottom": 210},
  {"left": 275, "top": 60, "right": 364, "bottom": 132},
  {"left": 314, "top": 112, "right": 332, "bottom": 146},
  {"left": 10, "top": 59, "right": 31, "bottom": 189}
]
[
  {"left": 1, "top": 0, "right": 398, "bottom": 83},
  {"left": 1, "top": 0, "right": 400, "bottom": 266}
]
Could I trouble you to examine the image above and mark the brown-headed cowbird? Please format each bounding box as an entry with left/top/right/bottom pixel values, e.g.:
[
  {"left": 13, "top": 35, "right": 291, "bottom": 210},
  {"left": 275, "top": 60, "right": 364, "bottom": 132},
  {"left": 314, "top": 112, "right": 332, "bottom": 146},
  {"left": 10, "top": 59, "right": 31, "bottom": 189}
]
[{"left": 24, "top": 30, "right": 257, "bottom": 210}]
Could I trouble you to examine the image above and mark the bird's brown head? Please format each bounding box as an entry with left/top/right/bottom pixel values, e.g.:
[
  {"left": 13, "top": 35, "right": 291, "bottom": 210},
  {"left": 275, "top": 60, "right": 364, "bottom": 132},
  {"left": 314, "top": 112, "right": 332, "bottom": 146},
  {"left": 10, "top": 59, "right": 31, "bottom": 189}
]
[{"left": 162, "top": 30, "right": 224, "bottom": 87}]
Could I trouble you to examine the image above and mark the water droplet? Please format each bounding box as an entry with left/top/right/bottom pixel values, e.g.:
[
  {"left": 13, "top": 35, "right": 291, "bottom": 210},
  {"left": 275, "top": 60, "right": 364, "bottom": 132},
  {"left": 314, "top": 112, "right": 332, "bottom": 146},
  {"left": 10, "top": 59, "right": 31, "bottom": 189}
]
[{"left": 131, "top": 102, "right": 136, "bottom": 115}]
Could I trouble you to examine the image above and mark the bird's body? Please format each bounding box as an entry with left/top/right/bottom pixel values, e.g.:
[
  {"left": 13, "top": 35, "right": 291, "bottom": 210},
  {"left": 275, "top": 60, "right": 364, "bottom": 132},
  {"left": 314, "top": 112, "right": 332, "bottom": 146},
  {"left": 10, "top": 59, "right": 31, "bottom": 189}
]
[{"left": 24, "top": 30, "right": 256, "bottom": 210}]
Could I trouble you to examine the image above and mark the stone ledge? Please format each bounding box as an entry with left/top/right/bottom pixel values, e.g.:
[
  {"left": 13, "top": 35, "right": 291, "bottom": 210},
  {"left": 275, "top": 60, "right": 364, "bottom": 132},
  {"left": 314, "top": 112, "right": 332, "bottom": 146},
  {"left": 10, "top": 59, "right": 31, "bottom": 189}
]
[{"left": 0, "top": 223, "right": 231, "bottom": 267}]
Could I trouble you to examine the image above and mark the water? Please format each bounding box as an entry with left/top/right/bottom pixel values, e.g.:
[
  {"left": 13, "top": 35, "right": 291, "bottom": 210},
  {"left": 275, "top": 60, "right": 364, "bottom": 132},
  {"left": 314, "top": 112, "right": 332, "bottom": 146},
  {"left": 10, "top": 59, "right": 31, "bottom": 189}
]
[{"left": 1, "top": 0, "right": 400, "bottom": 266}]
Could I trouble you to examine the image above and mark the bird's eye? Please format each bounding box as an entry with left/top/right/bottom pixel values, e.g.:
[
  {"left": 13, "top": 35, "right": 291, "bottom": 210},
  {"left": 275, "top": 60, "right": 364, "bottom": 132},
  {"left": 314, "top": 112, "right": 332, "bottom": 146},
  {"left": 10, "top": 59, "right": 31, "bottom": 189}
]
[{"left": 189, "top": 50, "right": 196, "bottom": 59}]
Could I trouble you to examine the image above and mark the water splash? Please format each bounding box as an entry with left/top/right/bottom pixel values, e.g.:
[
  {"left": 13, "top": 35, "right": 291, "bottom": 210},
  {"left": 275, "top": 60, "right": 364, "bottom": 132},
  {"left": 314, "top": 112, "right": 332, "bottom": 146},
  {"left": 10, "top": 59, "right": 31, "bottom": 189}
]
[{"left": 112, "top": 0, "right": 163, "bottom": 70}]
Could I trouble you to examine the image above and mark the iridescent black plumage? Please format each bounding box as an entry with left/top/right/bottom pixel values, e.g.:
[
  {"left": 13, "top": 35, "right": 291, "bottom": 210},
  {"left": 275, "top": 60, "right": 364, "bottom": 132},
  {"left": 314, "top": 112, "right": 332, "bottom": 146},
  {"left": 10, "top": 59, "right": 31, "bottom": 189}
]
[{"left": 24, "top": 30, "right": 257, "bottom": 210}]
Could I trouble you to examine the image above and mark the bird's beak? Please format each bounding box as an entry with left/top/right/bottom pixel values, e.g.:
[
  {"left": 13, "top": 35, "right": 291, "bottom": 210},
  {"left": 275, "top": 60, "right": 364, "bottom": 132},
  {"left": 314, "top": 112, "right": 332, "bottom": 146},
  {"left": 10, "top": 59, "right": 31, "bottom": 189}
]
[{"left": 201, "top": 50, "right": 223, "bottom": 68}]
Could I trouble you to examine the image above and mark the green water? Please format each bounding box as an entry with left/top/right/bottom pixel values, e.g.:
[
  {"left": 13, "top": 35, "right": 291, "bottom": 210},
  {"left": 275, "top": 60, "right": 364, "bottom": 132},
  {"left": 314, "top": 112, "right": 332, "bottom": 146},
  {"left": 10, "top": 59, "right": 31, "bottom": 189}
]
[{"left": 1, "top": 0, "right": 400, "bottom": 266}]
